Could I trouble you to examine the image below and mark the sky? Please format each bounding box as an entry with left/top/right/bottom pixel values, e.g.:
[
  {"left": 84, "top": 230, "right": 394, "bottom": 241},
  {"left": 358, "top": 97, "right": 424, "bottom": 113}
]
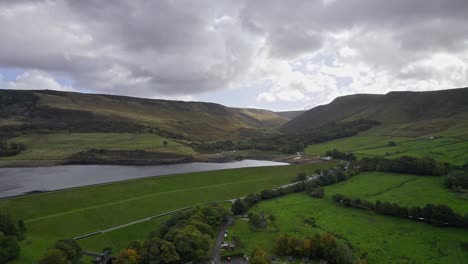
[{"left": 0, "top": 0, "right": 467, "bottom": 111}]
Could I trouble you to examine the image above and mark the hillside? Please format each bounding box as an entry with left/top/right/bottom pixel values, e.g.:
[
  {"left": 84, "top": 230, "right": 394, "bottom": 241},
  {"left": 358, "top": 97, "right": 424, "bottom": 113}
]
[
  {"left": 282, "top": 87, "right": 468, "bottom": 136},
  {"left": 274, "top": 110, "right": 305, "bottom": 120},
  {"left": 0, "top": 90, "right": 287, "bottom": 141}
]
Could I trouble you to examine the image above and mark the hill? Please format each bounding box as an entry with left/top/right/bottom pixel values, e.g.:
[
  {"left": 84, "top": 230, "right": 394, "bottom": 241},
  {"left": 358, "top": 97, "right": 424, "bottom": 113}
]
[
  {"left": 282, "top": 87, "right": 468, "bottom": 136},
  {"left": 274, "top": 110, "right": 305, "bottom": 120},
  {"left": 0, "top": 89, "right": 287, "bottom": 141}
]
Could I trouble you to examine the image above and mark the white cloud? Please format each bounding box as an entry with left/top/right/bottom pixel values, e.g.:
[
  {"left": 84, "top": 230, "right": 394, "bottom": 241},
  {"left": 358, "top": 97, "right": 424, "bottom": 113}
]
[
  {"left": 256, "top": 92, "right": 276, "bottom": 103},
  {"left": 1, "top": 0, "right": 468, "bottom": 110},
  {"left": 2, "top": 70, "right": 75, "bottom": 92}
]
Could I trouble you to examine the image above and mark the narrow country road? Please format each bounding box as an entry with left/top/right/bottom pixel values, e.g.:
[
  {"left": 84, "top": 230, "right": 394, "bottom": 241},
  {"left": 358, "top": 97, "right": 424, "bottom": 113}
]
[{"left": 213, "top": 217, "right": 234, "bottom": 264}]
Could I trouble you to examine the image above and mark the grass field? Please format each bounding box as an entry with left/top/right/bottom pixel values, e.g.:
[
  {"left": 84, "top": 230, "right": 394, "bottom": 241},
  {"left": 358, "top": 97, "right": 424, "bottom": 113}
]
[
  {"left": 305, "top": 134, "right": 468, "bottom": 165},
  {"left": 230, "top": 193, "right": 468, "bottom": 263},
  {"left": 0, "top": 163, "right": 334, "bottom": 263},
  {"left": 326, "top": 172, "right": 468, "bottom": 214},
  {"left": 1, "top": 133, "right": 195, "bottom": 160}
]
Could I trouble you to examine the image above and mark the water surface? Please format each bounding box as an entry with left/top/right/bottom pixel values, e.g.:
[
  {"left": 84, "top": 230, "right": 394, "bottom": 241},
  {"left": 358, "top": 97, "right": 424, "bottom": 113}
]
[{"left": 0, "top": 160, "right": 288, "bottom": 198}]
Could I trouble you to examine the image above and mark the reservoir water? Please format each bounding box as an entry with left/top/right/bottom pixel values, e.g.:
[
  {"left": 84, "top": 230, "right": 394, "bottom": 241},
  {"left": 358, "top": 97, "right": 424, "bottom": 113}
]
[{"left": 0, "top": 160, "right": 288, "bottom": 198}]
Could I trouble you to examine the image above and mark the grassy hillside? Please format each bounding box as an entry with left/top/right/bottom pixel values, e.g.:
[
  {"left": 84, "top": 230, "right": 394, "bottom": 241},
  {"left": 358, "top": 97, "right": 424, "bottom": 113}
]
[
  {"left": 282, "top": 87, "right": 468, "bottom": 137},
  {"left": 305, "top": 134, "right": 468, "bottom": 165},
  {"left": 0, "top": 89, "right": 287, "bottom": 141},
  {"left": 0, "top": 163, "right": 334, "bottom": 263},
  {"left": 1, "top": 133, "right": 194, "bottom": 161},
  {"left": 228, "top": 172, "right": 468, "bottom": 263},
  {"left": 274, "top": 110, "right": 305, "bottom": 120}
]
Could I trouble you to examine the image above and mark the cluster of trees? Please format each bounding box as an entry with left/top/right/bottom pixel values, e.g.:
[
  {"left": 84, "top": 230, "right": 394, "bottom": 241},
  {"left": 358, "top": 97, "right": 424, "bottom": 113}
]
[
  {"left": 0, "top": 214, "right": 26, "bottom": 263},
  {"left": 332, "top": 194, "right": 468, "bottom": 228},
  {"left": 0, "top": 141, "right": 26, "bottom": 157},
  {"left": 114, "top": 205, "right": 229, "bottom": 264},
  {"left": 273, "top": 233, "right": 366, "bottom": 264},
  {"left": 38, "top": 240, "right": 82, "bottom": 264},
  {"left": 325, "top": 149, "right": 356, "bottom": 161},
  {"left": 231, "top": 164, "right": 360, "bottom": 215},
  {"left": 359, "top": 156, "right": 451, "bottom": 176},
  {"left": 248, "top": 212, "right": 275, "bottom": 229},
  {"left": 444, "top": 169, "right": 468, "bottom": 190}
]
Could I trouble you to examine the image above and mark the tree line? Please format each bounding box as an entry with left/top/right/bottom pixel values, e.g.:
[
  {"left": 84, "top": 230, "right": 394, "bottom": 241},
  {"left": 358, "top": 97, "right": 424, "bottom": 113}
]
[
  {"left": 325, "top": 149, "right": 357, "bottom": 161},
  {"left": 358, "top": 156, "right": 451, "bottom": 176},
  {"left": 271, "top": 233, "right": 367, "bottom": 264},
  {"left": 332, "top": 194, "right": 468, "bottom": 228},
  {"left": 231, "top": 164, "right": 360, "bottom": 215},
  {"left": 38, "top": 240, "right": 82, "bottom": 264},
  {"left": 0, "top": 213, "right": 27, "bottom": 263},
  {"left": 113, "top": 205, "right": 229, "bottom": 264}
]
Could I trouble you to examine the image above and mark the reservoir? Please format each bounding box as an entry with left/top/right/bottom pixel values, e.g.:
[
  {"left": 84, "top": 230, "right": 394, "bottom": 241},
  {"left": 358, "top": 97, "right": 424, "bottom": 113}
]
[{"left": 0, "top": 160, "right": 288, "bottom": 198}]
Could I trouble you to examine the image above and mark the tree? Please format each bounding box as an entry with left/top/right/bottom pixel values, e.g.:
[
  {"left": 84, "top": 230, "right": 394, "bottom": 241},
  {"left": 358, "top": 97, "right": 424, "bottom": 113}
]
[
  {"left": 0, "top": 232, "right": 20, "bottom": 264},
  {"left": 140, "top": 238, "right": 180, "bottom": 264},
  {"left": 53, "top": 239, "right": 81, "bottom": 262},
  {"left": 115, "top": 248, "right": 140, "bottom": 264},
  {"left": 0, "top": 214, "right": 19, "bottom": 238},
  {"left": 38, "top": 249, "right": 70, "bottom": 264},
  {"left": 294, "top": 171, "right": 307, "bottom": 182},
  {"left": 231, "top": 199, "right": 248, "bottom": 215},
  {"left": 249, "top": 212, "right": 267, "bottom": 229},
  {"left": 172, "top": 225, "right": 210, "bottom": 261},
  {"left": 273, "top": 235, "right": 289, "bottom": 255},
  {"left": 387, "top": 141, "right": 397, "bottom": 147},
  {"left": 163, "top": 140, "right": 168, "bottom": 147},
  {"left": 250, "top": 248, "right": 270, "bottom": 264}
]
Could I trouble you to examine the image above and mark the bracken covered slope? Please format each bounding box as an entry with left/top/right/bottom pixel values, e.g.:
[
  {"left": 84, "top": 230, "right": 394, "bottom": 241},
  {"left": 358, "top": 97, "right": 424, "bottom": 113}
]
[
  {"left": 0, "top": 89, "right": 287, "bottom": 141},
  {"left": 282, "top": 87, "right": 468, "bottom": 135}
]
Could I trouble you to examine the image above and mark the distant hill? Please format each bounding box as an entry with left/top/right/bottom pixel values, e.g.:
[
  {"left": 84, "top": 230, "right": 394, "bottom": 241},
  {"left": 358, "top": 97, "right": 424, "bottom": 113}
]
[
  {"left": 0, "top": 90, "right": 287, "bottom": 141},
  {"left": 282, "top": 87, "right": 468, "bottom": 136},
  {"left": 275, "top": 110, "right": 305, "bottom": 120}
]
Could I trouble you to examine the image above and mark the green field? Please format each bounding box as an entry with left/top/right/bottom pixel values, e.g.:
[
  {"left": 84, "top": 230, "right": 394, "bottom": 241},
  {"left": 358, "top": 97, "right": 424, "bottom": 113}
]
[
  {"left": 326, "top": 172, "right": 468, "bottom": 214},
  {"left": 228, "top": 172, "right": 468, "bottom": 263},
  {"left": 1, "top": 133, "right": 194, "bottom": 160},
  {"left": 305, "top": 135, "right": 468, "bottom": 165},
  {"left": 0, "top": 163, "right": 334, "bottom": 263},
  {"left": 229, "top": 193, "right": 468, "bottom": 263}
]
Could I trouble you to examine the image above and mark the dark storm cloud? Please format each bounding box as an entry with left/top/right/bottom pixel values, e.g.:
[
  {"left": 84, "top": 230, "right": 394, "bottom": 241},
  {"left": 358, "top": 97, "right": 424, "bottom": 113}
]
[{"left": 0, "top": 0, "right": 467, "bottom": 99}]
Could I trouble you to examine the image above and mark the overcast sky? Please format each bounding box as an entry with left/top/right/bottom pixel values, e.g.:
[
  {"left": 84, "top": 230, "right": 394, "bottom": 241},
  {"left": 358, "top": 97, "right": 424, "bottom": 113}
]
[{"left": 1, "top": 0, "right": 467, "bottom": 111}]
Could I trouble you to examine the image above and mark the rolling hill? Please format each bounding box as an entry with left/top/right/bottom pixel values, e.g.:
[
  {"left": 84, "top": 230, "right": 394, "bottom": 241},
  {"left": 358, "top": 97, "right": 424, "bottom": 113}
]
[
  {"left": 0, "top": 89, "right": 287, "bottom": 141},
  {"left": 274, "top": 110, "right": 305, "bottom": 120},
  {"left": 282, "top": 87, "right": 468, "bottom": 137}
]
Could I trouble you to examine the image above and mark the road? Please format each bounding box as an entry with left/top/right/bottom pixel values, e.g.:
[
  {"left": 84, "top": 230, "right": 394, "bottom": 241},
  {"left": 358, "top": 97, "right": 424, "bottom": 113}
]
[{"left": 212, "top": 217, "right": 234, "bottom": 264}]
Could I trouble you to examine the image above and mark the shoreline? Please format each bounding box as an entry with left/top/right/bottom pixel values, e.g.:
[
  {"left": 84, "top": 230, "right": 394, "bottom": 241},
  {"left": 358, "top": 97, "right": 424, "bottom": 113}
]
[
  {"left": 0, "top": 159, "right": 295, "bottom": 200},
  {"left": 0, "top": 152, "right": 321, "bottom": 168}
]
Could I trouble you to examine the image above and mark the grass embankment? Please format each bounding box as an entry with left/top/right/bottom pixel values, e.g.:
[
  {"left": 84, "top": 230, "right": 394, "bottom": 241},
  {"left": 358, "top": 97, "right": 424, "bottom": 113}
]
[
  {"left": 228, "top": 172, "right": 468, "bottom": 263},
  {"left": 0, "top": 163, "right": 333, "bottom": 263},
  {"left": 1, "top": 133, "right": 195, "bottom": 161},
  {"left": 305, "top": 135, "right": 468, "bottom": 165}
]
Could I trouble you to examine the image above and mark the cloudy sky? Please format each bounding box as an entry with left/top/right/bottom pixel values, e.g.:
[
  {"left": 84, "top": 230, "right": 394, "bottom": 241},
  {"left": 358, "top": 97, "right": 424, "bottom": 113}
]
[{"left": 1, "top": 0, "right": 467, "bottom": 111}]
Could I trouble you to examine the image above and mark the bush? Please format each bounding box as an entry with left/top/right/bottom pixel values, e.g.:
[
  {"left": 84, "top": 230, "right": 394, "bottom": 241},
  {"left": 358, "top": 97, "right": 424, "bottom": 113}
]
[
  {"left": 0, "top": 233, "right": 20, "bottom": 264},
  {"left": 306, "top": 186, "right": 324, "bottom": 198},
  {"left": 444, "top": 170, "right": 468, "bottom": 189}
]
